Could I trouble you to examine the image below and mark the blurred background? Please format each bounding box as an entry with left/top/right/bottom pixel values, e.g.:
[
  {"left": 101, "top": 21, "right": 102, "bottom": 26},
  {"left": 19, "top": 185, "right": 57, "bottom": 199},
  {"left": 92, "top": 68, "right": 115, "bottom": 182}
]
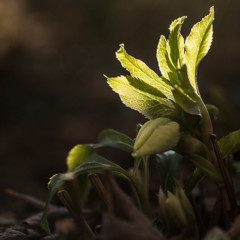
[{"left": 0, "top": 0, "right": 240, "bottom": 214}]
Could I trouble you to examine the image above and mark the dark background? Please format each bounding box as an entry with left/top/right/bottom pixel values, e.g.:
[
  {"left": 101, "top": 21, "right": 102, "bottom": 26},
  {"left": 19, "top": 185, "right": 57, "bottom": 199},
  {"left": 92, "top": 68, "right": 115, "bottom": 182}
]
[{"left": 0, "top": 0, "right": 240, "bottom": 214}]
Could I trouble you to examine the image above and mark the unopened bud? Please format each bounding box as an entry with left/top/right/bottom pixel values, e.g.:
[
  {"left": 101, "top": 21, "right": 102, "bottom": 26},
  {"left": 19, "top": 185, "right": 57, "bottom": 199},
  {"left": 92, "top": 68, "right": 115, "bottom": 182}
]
[
  {"left": 132, "top": 118, "right": 181, "bottom": 157},
  {"left": 158, "top": 186, "right": 198, "bottom": 236}
]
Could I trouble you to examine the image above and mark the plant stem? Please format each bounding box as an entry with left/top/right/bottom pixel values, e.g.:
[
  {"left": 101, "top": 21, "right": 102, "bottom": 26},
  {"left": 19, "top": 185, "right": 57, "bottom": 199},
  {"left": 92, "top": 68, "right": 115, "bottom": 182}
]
[
  {"left": 142, "top": 156, "right": 151, "bottom": 218},
  {"left": 88, "top": 173, "right": 111, "bottom": 208},
  {"left": 198, "top": 96, "right": 238, "bottom": 218},
  {"left": 133, "top": 157, "right": 142, "bottom": 181},
  {"left": 184, "top": 168, "right": 205, "bottom": 196},
  {"left": 210, "top": 134, "right": 238, "bottom": 214},
  {"left": 59, "top": 174, "right": 95, "bottom": 239}
]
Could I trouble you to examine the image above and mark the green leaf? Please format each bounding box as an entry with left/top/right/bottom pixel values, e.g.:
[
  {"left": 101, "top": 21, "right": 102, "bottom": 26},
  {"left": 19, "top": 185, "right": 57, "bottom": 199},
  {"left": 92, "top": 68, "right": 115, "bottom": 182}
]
[
  {"left": 157, "top": 17, "right": 186, "bottom": 86},
  {"left": 184, "top": 168, "right": 205, "bottom": 195},
  {"left": 206, "top": 104, "right": 219, "bottom": 118},
  {"left": 94, "top": 129, "right": 133, "bottom": 153},
  {"left": 107, "top": 75, "right": 176, "bottom": 119},
  {"left": 219, "top": 129, "right": 240, "bottom": 159},
  {"left": 176, "top": 134, "right": 221, "bottom": 183},
  {"left": 167, "top": 16, "right": 187, "bottom": 70},
  {"left": 156, "top": 150, "right": 181, "bottom": 193},
  {"left": 233, "top": 162, "right": 240, "bottom": 174},
  {"left": 157, "top": 36, "right": 174, "bottom": 80},
  {"left": 66, "top": 145, "right": 93, "bottom": 205},
  {"left": 116, "top": 44, "right": 174, "bottom": 99},
  {"left": 41, "top": 173, "right": 64, "bottom": 233},
  {"left": 186, "top": 153, "right": 222, "bottom": 183},
  {"left": 67, "top": 145, "right": 94, "bottom": 172},
  {"left": 172, "top": 85, "right": 201, "bottom": 116},
  {"left": 41, "top": 154, "right": 132, "bottom": 233},
  {"left": 177, "top": 133, "right": 209, "bottom": 158},
  {"left": 171, "top": 66, "right": 203, "bottom": 128},
  {"left": 185, "top": 7, "right": 214, "bottom": 91},
  {"left": 72, "top": 153, "right": 131, "bottom": 179}
]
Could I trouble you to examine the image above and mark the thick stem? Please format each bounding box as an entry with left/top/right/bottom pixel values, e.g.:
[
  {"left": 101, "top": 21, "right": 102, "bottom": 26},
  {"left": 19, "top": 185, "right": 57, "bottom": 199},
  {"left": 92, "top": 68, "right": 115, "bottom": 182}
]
[{"left": 198, "top": 96, "right": 237, "bottom": 217}]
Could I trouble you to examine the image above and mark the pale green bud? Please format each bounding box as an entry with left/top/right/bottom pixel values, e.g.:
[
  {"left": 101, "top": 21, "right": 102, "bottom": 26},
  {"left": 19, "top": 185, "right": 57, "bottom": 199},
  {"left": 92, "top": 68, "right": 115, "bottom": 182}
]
[
  {"left": 158, "top": 186, "right": 198, "bottom": 237},
  {"left": 165, "top": 191, "right": 188, "bottom": 227},
  {"left": 132, "top": 118, "right": 181, "bottom": 157}
]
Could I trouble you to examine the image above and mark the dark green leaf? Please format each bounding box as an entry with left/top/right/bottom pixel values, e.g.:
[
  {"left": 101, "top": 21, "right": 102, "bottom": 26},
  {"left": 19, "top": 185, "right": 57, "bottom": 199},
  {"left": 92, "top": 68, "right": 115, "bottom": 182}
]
[
  {"left": 156, "top": 150, "right": 181, "bottom": 193},
  {"left": 233, "top": 162, "right": 240, "bottom": 174},
  {"left": 177, "top": 133, "right": 209, "bottom": 158},
  {"left": 176, "top": 134, "right": 221, "bottom": 183},
  {"left": 72, "top": 153, "right": 131, "bottom": 180},
  {"left": 41, "top": 174, "right": 64, "bottom": 233},
  {"left": 94, "top": 129, "right": 133, "bottom": 153},
  {"left": 219, "top": 129, "right": 240, "bottom": 159},
  {"left": 206, "top": 104, "right": 219, "bottom": 118},
  {"left": 184, "top": 168, "right": 205, "bottom": 195},
  {"left": 185, "top": 153, "right": 221, "bottom": 183},
  {"left": 41, "top": 154, "right": 132, "bottom": 233}
]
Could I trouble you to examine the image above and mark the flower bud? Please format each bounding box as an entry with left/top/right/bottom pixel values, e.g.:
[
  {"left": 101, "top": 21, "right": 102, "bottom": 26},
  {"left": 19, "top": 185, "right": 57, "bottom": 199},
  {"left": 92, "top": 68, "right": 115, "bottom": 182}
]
[
  {"left": 158, "top": 186, "right": 198, "bottom": 237},
  {"left": 132, "top": 118, "right": 181, "bottom": 157}
]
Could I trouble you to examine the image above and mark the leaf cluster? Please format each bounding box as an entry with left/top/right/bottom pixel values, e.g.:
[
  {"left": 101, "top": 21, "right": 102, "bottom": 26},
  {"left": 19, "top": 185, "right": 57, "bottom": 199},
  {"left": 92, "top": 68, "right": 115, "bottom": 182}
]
[{"left": 41, "top": 7, "right": 240, "bottom": 239}]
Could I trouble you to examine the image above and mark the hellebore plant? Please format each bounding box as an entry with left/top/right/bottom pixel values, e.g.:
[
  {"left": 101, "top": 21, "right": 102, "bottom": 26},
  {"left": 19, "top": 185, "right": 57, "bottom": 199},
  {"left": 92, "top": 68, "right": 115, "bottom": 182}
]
[{"left": 41, "top": 7, "right": 240, "bottom": 239}]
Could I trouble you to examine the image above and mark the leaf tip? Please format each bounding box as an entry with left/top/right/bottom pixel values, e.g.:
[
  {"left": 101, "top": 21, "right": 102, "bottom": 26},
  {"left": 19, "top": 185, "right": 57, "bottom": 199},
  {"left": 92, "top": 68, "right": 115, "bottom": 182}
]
[
  {"left": 103, "top": 74, "right": 109, "bottom": 79},
  {"left": 117, "top": 43, "right": 125, "bottom": 53},
  {"left": 210, "top": 6, "right": 214, "bottom": 13},
  {"left": 181, "top": 16, "right": 188, "bottom": 22}
]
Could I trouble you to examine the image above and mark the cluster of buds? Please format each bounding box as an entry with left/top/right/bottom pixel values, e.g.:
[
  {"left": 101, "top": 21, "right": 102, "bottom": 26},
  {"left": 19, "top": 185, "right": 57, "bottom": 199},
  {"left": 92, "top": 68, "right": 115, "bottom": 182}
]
[{"left": 158, "top": 186, "right": 198, "bottom": 238}]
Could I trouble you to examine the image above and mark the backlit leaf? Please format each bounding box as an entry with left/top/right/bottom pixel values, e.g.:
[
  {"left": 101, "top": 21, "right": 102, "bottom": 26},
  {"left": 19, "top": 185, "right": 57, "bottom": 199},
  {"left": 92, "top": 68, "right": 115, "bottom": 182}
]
[
  {"left": 172, "top": 85, "right": 201, "bottom": 116},
  {"left": 116, "top": 44, "right": 174, "bottom": 99},
  {"left": 67, "top": 145, "right": 94, "bottom": 172},
  {"left": 107, "top": 75, "right": 176, "bottom": 119},
  {"left": 167, "top": 16, "right": 187, "bottom": 69},
  {"left": 157, "top": 17, "right": 186, "bottom": 86},
  {"left": 157, "top": 36, "right": 175, "bottom": 81},
  {"left": 66, "top": 145, "right": 94, "bottom": 205},
  {"left": 185, "top": 7, "right": 214, "bottom": 91}
]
